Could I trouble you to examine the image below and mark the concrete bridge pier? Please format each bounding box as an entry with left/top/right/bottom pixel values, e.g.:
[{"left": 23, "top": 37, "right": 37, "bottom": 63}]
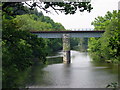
[{"left": 63, "top": 34, "right": 71, "bottom": 64}]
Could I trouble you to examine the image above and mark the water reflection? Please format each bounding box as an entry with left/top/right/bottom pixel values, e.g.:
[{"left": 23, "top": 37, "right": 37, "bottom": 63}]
[{"left": 27, "top": 50, "right": 118, "bottom": 88}]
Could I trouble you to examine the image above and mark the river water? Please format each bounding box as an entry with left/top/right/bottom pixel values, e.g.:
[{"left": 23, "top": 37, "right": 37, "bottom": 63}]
[{"left": 27, "top": 50, "right": 118, "bottom": 88}]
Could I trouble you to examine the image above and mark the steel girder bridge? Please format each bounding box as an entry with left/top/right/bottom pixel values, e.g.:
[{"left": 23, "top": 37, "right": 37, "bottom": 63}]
[{"left": 31, "top": 30, "right": 105, "bottom": 64}]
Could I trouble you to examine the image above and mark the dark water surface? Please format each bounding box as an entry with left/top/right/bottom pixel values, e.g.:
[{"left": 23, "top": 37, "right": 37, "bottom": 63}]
[{"left": 27, "top": 50, "right": 118, "bottom": 88}]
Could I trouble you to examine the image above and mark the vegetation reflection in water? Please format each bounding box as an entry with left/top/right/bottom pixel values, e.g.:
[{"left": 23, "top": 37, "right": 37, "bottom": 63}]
[{"left": 25, "top": 53, "right": 63, "bottom": 88}]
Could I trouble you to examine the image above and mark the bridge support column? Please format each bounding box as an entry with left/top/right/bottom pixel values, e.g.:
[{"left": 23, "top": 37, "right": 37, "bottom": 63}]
[{"left": 63, "top": 34, "right": 71, "bottom": 64}]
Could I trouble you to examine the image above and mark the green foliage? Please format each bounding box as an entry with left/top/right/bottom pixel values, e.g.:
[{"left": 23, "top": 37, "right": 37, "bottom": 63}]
[
  {"left": 12, "top": 14, "right": 53, "bottom": 31},
  {"left": 26, "top": 2, "right": 93, "bottom": 14},
  {"left": 91, "top": 10, "right": 118, "bottom": 30},
  {"left": 2, "top": 2, "right": 27, "bottom": 17},
  {"left": 88, "top": 10, "right": 120, "bottom": 63},
  {"left": 46, "top": 38, "right": 62, "bottom": 54},
  {"left": 106, "top": 82, "right": 118, "bottom": 89},
  {"left": 2, "top": 2, "right": 93, "bottom": 16},
  {"left": 70, "top": 38, "right": 79, "bottom": 50},
  {"left": 78, "top": 38, "right": 88, "bottom": 52},
  {"left": 88, "top": 37, "right": 104, "bottom": 62},
  {"left": 70, "top": 38, "right": 88, "bottom": 52},
  {"left": 2, "top": 18, "right": 47, "bottom": 88}
]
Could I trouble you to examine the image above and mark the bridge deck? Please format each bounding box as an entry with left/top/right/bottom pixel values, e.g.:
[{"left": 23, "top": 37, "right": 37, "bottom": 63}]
[{"left": 30, "top": 31, "right": 105, "bottom": 38}]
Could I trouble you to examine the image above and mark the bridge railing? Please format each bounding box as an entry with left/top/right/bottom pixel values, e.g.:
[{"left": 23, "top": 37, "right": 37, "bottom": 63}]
[{"left": 67, "top": 28, "right": 94, "bottom": 31}]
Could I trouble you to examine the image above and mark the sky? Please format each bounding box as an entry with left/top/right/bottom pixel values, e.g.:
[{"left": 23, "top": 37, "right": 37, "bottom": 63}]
[{"left": 40, "top": 0, "right": 119, "bottom": 30}]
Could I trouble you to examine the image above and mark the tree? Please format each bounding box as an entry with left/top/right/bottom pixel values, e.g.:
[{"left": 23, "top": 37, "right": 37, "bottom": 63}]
[
  {"left": 91, "top": 10, "right": 118, "bottom": 30},
  {"left": 2, "top": 1, "right": 93, "bottom": 16},
  {"left": 2, "top": 18, "right": 48, "bottom": 88},
  {"left": 25, "top": 2, "right": 93, "bottom": 14},
  {"left": 88, "top": 10, "right": 120, "bottom": 63}
]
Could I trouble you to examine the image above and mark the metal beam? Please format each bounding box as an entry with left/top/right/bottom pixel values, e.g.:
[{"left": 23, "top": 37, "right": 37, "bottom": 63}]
[{"left": 30, "top": 31, "right": 105, "bottom": 38}]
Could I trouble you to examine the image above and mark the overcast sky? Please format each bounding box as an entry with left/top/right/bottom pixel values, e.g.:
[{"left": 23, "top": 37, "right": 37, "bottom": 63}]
[{"left": 41, "top": 0, "right": 119, "bottom": 30}]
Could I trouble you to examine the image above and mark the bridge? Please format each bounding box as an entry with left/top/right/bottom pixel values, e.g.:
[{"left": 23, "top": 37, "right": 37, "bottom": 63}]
[
  {"left": 31, "top": 31, "right": 104, "bottom": 38},
  {"left": 31, "top": 30, "right": 105, "bottom": 64}
]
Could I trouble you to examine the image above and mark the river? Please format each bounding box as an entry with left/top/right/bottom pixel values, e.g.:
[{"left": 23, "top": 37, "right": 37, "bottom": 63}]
[{"left": 26, "top": 50, "right": 118, "bottom": 88}]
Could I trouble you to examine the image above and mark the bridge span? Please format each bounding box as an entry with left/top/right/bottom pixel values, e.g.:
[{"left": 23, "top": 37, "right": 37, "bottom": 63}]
[
  {"left": 31, "top": 30, "right": 105, "bottom": 64},
  {"left": 30, "top": 31, "right": 105, "bottom": 38}
]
